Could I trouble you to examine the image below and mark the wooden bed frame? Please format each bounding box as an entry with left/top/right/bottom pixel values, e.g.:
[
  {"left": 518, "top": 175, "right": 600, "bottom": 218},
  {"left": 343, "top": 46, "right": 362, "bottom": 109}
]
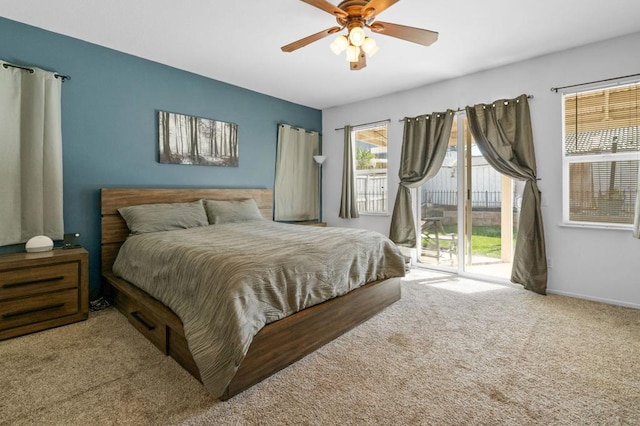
[{"left": 101, "top": 187, "right": 401, "bottom": 400}]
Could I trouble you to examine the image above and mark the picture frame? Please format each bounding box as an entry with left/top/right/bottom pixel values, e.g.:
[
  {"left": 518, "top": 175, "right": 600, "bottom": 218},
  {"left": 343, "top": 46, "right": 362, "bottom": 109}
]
[{"left": 158, "top": 110, "right": 239, "bottom": 167}]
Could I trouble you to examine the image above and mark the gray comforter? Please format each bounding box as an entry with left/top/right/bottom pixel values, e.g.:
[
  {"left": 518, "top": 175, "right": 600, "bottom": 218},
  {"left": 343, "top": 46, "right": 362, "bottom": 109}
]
[{"left": 112, "top": 221, "right": 405, "bottom": 397}]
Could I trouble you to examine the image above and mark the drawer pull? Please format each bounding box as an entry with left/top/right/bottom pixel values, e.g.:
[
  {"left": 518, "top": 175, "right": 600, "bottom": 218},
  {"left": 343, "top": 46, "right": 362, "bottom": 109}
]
[
  {"left": 3, "top": 303, "right": 65, "bottom": 319},
  {"left": 131, "top": 311, "right": 156, "bottom": 331},
  {"left": 2, "top": 276, "right": 65, "bottom": 289}
]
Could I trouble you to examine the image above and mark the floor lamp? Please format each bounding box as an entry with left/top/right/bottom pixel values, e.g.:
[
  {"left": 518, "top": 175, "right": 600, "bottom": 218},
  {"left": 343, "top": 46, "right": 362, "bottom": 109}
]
[{"left": 313, "top": 155, "right": 327, "bottom": 223}]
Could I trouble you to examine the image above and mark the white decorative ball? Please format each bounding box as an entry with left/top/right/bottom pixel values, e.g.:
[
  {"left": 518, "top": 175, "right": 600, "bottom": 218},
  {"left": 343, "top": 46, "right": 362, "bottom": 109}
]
[{"left": 25, "top": 235, "right": 54, "bottom": 253}]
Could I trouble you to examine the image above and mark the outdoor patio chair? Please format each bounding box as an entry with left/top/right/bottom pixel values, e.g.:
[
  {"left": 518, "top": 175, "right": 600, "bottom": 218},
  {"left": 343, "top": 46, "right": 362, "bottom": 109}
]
[{"left": 421, "top": 210, "right": 457, "bottom": 263}]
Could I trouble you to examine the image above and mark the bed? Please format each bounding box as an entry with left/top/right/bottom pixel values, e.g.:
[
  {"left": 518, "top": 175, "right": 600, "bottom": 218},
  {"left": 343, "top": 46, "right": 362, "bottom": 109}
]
[{"left": 101, "top": 187, "right": 404, "bottom": 400}]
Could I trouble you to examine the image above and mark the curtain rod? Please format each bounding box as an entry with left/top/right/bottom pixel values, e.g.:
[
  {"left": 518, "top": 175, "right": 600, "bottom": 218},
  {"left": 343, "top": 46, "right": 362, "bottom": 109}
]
[
  {"left": 2, "top": 62, "right": 71, "bottom": 81},
  {"left": 278, "top": 123, "right": 319, "bottom": 134},
  {"left": 550, "top": 73, "right": 640, "bottom": 93},
  {"left": 335, "top": 118, "right": 390, "bottom": 131},
  {"left": 398, "top": 94, "right": 534, "bottom": 122}
]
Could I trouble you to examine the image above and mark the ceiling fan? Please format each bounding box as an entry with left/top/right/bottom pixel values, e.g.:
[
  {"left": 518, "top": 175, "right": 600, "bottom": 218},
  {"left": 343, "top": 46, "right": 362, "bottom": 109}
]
[{"left": 281, "top": 0, "right": 438, "bottom": 71}]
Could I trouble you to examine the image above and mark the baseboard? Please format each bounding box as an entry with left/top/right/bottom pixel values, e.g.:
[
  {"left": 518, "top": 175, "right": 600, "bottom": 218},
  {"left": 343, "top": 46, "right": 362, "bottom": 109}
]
[{"left": 547, "top": 289, "right": 640, "bottom": 309}]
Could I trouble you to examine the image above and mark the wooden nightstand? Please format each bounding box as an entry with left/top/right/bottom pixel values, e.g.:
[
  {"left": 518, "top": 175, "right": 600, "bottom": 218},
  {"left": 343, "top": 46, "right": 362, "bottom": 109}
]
[{"left": 0, "top": 247, "right": 88, "bottom": 340}]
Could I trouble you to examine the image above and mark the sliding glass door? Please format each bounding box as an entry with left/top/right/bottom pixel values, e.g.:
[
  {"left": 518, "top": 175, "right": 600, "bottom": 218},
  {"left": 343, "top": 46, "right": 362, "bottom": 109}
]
[
  {"left": 417, "top": 116, "right": 459, "bottom": 269},
  {"left": 416, "top": 115, "right": 519, "bottom": 281}
]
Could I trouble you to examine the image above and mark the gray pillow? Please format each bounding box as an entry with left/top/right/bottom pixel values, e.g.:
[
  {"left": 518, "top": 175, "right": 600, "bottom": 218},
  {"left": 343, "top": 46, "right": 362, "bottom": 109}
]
[
  {"left": 204, "top": 198, "right": 265, "bottom": 224},
  {"left": 118, "top": 200, "right": 209, "bottom": 235}
]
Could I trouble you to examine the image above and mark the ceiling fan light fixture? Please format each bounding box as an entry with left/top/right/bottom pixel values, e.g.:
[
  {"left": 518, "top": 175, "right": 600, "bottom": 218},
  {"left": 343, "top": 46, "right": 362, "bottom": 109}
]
[
  {"left": 345, "top": 45, "right": 360, "bottom": 62},
  {"left": 348, "top": 26, "right": 366, "bottom": 47},
  {"left": 281, "top": 0, "right": 439, "bottom": 71},
  {"left": 361, "top": 37, "right": 379, "bottom": 57},
  {"left": 330, "top": 35, "right": 349, "bottom": 55}
]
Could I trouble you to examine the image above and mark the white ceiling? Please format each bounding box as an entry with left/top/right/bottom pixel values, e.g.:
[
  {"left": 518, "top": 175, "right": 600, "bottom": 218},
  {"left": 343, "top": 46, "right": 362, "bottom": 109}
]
[{"left": 2, "top": 0, "right": 640, "bottom": 109}]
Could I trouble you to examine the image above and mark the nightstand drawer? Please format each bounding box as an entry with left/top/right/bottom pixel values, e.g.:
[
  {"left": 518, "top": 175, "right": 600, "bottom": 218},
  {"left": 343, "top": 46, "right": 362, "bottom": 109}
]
[
  {"left": 0, "top": 289, "right": 79, "bottom": 331},
  {"left": 0, "top": 262, "right": 79, "bottom": 301}
]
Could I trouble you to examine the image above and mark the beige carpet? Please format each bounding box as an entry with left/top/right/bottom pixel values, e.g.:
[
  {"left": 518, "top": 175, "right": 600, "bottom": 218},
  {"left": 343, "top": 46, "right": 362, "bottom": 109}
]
[{"left": 1, "top": 269, "right": 639, "bottom": 425}]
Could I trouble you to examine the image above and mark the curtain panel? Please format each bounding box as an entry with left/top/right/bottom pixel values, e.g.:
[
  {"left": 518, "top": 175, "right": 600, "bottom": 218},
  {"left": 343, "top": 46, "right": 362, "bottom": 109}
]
[
  {"left": 635, "top": 84, "right": 640, "bottom": 239},
  {"left": 274, "top": 124, "right": 320, "bottom": 221},
  {"left": 634, "top": 174, "right": 640, "bottom": 238},
  {"left": 466, "top": 94, "right": 548, "bottom": 294},
  {"left": 389, "top": 110, "right": 455, "bottom": 246},
  {"left": 0, "top": 61, "right": 64, "bottom": 246},
  {"left": 339, "top": 125, "right": 359, "bottom": 219}
]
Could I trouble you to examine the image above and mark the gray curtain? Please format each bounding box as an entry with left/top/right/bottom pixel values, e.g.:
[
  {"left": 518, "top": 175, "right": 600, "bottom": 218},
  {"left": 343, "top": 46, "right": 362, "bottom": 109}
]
[
  {"left": 466, "top": 94, "right": 547, "bottom": 294},
  {"left": 634, "top": 172, "right": 640, "bottom": 239},
  {"left": 0, "top": 61, "right": 64, "bottom": 246},
  {"left": 274, "top": 124, "right": 320, "bottom": 221},
  {"left": 631, "top": 84, "right": 639, "bottom": 239},
  {"left": 389, "top": 110, "right": 455, "bottom": 246},
  {"left": 339, "top": 125, "right": 359, "bottom": 218}
]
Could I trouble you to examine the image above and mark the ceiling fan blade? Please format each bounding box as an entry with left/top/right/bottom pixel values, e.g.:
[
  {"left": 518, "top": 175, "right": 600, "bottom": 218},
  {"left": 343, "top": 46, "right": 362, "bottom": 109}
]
[
  {"left": 300, "top": 0, "right": 348, "bottom": 18},
  {"left": 350, "top": 50, "right": 367, "bottom": 71},
  {"left": 369, "top": 21, "right": 438, "bottom": 46},
  {"left": 362, "top": 0, "right": 400, "bottom": 19},
  {"left": 281, "top": 26, "right": 342, "bottom": 52}
]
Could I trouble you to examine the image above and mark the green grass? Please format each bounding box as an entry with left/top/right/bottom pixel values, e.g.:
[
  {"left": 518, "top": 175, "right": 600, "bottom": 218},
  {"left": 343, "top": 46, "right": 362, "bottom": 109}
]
[
  {"left": 470, "top": 235, "right": 502, "bottom": 258},
  {"left": 423, "top": 225, "right": 510, "bottom": 259},
  {"left": 470, "top": 226, "right": 502, "bottom": 238},
  {"left": 469, "top": 226, "right": 503, "bottom": 258}
]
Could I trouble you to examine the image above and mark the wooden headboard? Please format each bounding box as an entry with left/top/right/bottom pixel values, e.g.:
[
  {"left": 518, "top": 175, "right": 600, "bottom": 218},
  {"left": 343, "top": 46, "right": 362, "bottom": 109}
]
[{"left": 101, "top": 188, "right": 273, "bottom": 274}]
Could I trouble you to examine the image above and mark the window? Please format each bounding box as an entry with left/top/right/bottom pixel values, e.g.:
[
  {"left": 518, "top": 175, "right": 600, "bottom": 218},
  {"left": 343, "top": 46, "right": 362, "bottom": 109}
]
[
  {"left": 353, "top": 124, "right": 388, "bottom": 214},
  {"left": 563, "top": 83, "right": 639, "bottom": 226}
]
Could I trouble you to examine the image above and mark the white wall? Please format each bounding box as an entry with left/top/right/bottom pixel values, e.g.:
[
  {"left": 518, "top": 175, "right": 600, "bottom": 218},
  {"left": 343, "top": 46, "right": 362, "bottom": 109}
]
[{"left": 322, "top": 31, "right": 640, "bottom": 308}]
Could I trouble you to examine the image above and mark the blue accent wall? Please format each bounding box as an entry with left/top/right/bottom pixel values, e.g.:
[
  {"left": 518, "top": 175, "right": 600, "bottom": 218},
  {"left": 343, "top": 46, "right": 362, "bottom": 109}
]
[{"left": 0, "top": 17, "right": 322, "bottom": 297}]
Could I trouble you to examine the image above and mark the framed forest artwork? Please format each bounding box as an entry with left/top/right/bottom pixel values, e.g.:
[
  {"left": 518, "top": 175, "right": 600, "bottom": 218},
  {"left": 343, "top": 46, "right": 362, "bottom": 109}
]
[{"left": 158, "top": 111, "right": 239, "bottom": 167}]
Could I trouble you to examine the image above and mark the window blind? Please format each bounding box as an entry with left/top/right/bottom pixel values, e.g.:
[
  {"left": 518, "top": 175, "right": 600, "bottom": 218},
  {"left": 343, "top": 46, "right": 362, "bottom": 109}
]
[{"left": 564, "top": 83, "right": 639, "bottom": 224}]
